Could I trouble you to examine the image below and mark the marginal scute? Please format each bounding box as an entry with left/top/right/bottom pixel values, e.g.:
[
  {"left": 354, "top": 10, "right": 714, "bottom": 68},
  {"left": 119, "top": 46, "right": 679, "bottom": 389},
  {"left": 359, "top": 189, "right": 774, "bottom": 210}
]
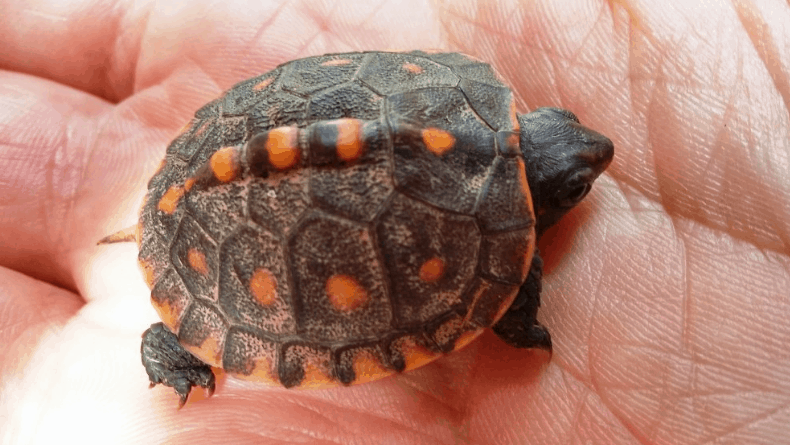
[
  {"left": 157, "top": 185, "right": 185, "bottom": 215},
  {"left": 335, "top": 346, "right": 393, "bottom": 385},
  {"left": 475, "top": 157, "right": 535, "bottom": 233},
  {"left": 427, "top": 314, "right": 466, "bottom": 353},
  {"left": 389, "top": 335, "right": 440, "bottom": 372},
  {"left": 170, "top": 215, "right": 219, "bottom": 302},
  {"left": 464, "top": 277, "right": 520, "bottom": 328},
  {"left": 150, "top": 268, "right": 192, "bottom": 332},
  {"left": 222, "top": 328, "right": 279, "bottom": 384},
  {"left": 178, "top": 301, "right": 229, "bottom": 367},
  {"left": 479, "top": 228, "right": 534, "bottom": 285},
  {"left": 279, "top": 344, "right": 333, "bottom": 388}
]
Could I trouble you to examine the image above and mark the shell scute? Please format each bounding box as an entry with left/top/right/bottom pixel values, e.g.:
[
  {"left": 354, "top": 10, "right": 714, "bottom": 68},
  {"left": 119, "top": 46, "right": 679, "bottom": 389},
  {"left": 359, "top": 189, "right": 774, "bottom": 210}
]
[
  {"left": 358, "top": 52, "right": 459, "bottom": 95},
  {"left": 218, "top": 226, "right": 297, "bottom": 335},
  {"left": 288, "top": 212, "right": 393, "bottom": 341}
]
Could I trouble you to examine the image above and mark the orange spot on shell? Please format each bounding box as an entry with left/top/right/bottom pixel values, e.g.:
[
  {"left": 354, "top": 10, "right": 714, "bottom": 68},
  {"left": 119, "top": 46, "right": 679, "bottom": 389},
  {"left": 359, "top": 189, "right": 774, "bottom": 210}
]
[
  {"left": 253, "top": 77, "right": 274, "bottom": 91},
  {"left": 402, "top": 62, "right": 423, "bottom": 74},
  {"left": 157, "top": 185, "right": 184, "bottom": 214},
  {"left": 326, "top": 275, "right": 368, "bottom": 312},
  {"left": 185, "top": 336, "right": 222, "bottom": 367},
  {"left": 266, "top": 127, "right": 300, "bottom": 170},
  {"left": 187, "top": 248, "right": 209, "bottom": 276},
  {"left": 184, "top": 177, "right": 196, "bottom": 191},
  {"left": 352, "top": 350, "right": 393, "bottom": 385},
  {"left": 321, "top": 58, "right": 352, "bottom": 66},
  {"left": 249, "top": 268, "right": 278, "bottom": 306},
  {"left": 333, "top": 119, "right": 364, "bottom": 162},
  {"left": 419, "top": 257, "right": 445, "bottom": 283},
  {"left": 151, "top": 298, "right": 180, "bottom": 332},
  {"left": 422, "top": 128, "right": 455, "bottom": 156},
  {"left": 138, "top": 258, "right": 156, "bottom": 289},
  {"left": 210, "top": 146, "right": 239, "bottom": 182}
]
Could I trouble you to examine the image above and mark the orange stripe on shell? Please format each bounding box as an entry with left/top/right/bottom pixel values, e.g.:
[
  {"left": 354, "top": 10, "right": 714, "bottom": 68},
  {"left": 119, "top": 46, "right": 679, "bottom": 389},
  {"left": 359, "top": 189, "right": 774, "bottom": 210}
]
[
  {"left": 157, "top": 185, "right": 185, "bottom": 214},
  {"left": 333, "top": 119, "right": 364, "bottom": 162},
  {"left": 266, "top": 127, "right": 300, "bottom": 170},
  {"left": 209, "top": 146, "right": 240, "bottom": 183}
]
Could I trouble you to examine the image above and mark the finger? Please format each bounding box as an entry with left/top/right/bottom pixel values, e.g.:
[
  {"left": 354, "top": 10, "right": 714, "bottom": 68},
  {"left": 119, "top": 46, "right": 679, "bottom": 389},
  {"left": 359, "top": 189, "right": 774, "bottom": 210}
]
[
  {"left": 0, "top": 0, "right": 445, "bottom": 102},
  {"left": 0, "top": 71, "right": 114, "bottom": 289},
  {"left": 0, "top": 266, "right": 82, "bottom": 381},
  {"left": 0, "top": 0, "right": 148, "bottom": 102}
]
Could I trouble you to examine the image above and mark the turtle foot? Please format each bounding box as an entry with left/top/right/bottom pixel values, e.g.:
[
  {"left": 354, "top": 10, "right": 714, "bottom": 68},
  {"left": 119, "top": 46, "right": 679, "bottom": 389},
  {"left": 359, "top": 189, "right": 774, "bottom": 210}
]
[{"left": 141, "top": 323, "right": 216, "bottom": 408}]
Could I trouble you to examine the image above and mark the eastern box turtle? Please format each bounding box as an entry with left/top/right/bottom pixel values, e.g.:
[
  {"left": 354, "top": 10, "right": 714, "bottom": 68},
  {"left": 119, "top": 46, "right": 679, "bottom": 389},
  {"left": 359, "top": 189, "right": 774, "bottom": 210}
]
[{"left": 100, "top": 50, "right": 614, "bottom": 407}]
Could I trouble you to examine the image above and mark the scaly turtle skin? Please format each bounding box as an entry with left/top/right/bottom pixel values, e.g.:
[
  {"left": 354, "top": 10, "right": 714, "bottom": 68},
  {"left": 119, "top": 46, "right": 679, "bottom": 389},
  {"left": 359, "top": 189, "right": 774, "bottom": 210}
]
[{"left": 102, "top": 51, "right": 613, "bottom": 407}]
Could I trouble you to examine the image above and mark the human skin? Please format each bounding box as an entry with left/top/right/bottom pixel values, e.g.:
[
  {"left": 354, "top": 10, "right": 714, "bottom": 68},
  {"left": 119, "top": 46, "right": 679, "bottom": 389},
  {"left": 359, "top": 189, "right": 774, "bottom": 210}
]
[{"left": 0, "top": 0, "right": 788, "bottom": 443}]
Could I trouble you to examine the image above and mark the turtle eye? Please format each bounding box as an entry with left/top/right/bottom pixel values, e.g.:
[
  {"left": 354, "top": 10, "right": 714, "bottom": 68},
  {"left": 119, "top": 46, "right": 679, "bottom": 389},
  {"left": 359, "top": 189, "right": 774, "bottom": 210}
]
[
  {"left": 557, "top": 172, "right": 594, "bottom": 207},
  {"left": 563, "top": 183, "right": 591, "bottom": 206}
]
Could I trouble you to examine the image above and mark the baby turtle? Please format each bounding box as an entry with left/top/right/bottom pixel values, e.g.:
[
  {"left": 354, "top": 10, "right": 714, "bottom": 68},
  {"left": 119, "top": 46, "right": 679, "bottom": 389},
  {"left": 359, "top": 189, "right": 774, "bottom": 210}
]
[{"left": 100, "top": 51, "right": 613, "bottom": 407}]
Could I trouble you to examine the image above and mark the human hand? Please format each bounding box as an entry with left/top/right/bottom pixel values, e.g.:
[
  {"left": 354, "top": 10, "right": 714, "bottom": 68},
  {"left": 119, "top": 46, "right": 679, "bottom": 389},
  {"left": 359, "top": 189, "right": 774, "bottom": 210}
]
[{"left": 1, "top": 0, "right": 787, "bottom": 443}]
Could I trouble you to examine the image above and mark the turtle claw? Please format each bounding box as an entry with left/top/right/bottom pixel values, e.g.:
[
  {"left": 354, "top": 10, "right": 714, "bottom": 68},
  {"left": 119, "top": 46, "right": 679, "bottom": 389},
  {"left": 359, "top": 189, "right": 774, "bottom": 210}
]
[{"left": 141, "top": 323, "right": 217, "bottom": 408}]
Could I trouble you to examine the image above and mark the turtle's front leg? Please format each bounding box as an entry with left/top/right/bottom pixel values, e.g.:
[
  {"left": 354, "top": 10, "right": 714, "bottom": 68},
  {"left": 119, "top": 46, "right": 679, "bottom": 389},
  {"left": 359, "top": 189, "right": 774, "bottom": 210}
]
[
  {"left": 141, "top": 323, "right": 216, "bottom": 408},
  {"left": 492, "top": 251, "right": 552, "bottom": 353}
]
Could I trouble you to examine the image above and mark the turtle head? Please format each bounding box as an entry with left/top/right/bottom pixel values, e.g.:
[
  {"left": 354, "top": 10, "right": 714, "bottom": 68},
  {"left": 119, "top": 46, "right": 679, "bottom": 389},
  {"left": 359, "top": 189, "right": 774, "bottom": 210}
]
[{"left": 518, "top": 107, "right": 614, "bottom": 238}]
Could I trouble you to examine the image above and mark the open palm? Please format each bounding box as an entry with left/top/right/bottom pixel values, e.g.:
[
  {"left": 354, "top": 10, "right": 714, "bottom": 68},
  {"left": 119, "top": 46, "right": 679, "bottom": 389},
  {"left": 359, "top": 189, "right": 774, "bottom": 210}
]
[{"left": 1, "top": 1, "right": 788, "bottom": 444}]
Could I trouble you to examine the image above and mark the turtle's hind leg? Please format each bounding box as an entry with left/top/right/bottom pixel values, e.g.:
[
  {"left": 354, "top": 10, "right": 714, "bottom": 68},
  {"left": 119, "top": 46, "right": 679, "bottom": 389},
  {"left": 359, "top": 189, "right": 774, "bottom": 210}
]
[{"left": 141, "top": 323, "right": 216, "bottom": 408}]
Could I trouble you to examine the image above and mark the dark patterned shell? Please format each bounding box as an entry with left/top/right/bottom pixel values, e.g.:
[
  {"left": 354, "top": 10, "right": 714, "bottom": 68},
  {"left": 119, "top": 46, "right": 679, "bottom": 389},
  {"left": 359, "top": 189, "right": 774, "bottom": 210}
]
[{"left": 137, "top": 51, "right": 536, "bottom": 388}]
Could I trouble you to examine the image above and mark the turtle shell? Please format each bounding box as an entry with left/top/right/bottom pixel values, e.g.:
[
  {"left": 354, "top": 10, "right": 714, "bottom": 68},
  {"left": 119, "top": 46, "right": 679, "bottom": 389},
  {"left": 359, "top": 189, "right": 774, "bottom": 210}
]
[{"left": 137, "top": 51, "right": 536, "bottom": 388}]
